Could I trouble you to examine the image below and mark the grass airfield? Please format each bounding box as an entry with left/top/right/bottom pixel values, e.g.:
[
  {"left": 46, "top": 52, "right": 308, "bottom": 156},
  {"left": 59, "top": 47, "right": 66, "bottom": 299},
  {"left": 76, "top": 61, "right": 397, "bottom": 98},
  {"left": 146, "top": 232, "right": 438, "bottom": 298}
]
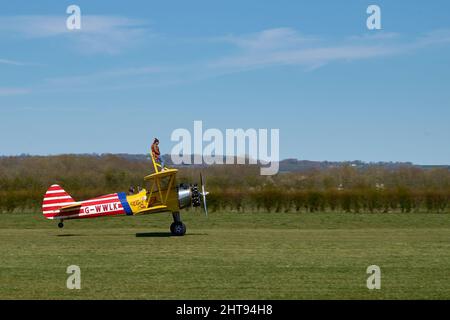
[{"left": 1, "top": 211, "right": 450, "bottom": 299}]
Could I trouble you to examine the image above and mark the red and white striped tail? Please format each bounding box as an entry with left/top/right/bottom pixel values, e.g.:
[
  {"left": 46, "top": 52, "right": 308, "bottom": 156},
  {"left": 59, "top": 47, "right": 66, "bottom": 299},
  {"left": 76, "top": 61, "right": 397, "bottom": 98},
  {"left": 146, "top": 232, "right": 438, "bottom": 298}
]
[{"left": 42, "top": 185, "right": 76, "bottom": 219}]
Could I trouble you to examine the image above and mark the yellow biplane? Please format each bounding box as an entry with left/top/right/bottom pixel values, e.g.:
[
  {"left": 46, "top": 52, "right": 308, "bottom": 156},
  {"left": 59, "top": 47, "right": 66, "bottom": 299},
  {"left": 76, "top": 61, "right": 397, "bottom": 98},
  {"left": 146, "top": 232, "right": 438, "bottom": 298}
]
[{"left": 42, "top": 151, "right": 208, "bottom": 236}]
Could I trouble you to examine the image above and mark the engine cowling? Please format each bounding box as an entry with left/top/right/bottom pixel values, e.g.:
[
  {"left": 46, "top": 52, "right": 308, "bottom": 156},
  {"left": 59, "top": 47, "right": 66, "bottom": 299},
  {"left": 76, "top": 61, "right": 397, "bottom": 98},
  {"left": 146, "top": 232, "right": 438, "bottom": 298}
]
[{"left": 177, "top": 184, "right": 201, "bottom": 209}]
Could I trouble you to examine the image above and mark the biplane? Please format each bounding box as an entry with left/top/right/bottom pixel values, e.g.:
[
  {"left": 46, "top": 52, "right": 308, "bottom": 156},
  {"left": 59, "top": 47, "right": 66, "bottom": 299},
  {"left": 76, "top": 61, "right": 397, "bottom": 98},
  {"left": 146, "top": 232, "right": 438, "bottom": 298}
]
[{"left": 42, "top": 152, "right": 208, "bottom": 236}]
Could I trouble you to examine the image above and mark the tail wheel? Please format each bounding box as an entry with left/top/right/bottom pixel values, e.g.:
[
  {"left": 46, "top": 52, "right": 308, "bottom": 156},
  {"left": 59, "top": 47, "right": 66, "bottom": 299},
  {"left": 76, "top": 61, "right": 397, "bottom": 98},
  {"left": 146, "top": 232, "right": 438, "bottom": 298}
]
[
  {"left": 170, "top": 222, "right": 186, "bottom": 236},
  {"left": 58, "top": 222, "right": 64, "bottom": 228}
]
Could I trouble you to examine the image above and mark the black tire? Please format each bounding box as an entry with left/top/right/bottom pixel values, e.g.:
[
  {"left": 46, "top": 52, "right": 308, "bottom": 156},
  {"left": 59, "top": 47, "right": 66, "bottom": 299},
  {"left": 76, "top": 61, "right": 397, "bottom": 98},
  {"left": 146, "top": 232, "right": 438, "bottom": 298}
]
[
  {"left": 170, "top": 222, "right": 186, "bottom": 236},
  {"left": 58, "top": 222, "right": 64, "bottom": 228}
]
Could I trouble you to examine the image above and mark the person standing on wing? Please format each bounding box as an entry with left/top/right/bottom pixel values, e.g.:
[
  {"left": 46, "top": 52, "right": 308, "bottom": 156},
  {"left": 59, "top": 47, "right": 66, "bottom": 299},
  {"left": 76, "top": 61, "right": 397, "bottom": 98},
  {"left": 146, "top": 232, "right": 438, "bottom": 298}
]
[{"left": 151, "top": 138, "right": 165, "bottom": 171}]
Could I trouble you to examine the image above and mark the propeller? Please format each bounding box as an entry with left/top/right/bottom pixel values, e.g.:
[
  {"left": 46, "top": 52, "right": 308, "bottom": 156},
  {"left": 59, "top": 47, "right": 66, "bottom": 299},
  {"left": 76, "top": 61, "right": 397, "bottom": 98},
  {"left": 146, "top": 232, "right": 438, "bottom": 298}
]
[{"left": 199, "top": 173, "right": 209, "bottom": 217}]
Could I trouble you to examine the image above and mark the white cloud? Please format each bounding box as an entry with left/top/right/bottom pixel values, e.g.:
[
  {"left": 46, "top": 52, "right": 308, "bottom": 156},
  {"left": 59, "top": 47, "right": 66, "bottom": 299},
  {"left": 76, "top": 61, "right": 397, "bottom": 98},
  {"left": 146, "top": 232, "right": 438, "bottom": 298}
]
[
  {"left": 3, "top": 26, "right": 450, "bottom": 95},
  {"left": 416, "top": 29, "right": 450, "bottom": 46},
  {"left": 0, "top": 87, "right": 30, "bottom": 96},
  {"left": 210, "top": 43, "right": 398, "bottom": 70},
  {"left": 207, "top": 28, "right": 450, "bottom": 72},
  {"left": 42, "top": 66, "right": 166, "bottom": 89},
  {"left": 0, "top": 58, "right": 43, "bottom": 67},
  {"left": 345, "top": 32, "right": 401, "bottom": 42},
  {"left": 218, "top": 27, "right": 318, "bottom": 51},
  {"left": 0, "top": 58, "right": 25, "bottom": 66},
  {"left": 0, "top": 15, "right": 151, "bottom": 54}
]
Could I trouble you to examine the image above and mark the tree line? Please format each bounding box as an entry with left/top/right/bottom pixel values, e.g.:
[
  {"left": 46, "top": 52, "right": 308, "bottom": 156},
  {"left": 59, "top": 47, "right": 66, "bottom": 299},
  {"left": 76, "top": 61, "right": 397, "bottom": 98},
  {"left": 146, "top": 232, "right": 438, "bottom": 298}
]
[{"left": 0, "top": 154, "right": 448, "bottom": 213}]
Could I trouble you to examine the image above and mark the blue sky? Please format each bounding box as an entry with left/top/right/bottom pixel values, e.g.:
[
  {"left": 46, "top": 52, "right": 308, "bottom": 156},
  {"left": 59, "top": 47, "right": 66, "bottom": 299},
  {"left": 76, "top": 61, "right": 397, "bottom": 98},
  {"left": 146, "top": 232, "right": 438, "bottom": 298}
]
[{"left": 1, "top": 0, "right": 450, "bottom": 164}]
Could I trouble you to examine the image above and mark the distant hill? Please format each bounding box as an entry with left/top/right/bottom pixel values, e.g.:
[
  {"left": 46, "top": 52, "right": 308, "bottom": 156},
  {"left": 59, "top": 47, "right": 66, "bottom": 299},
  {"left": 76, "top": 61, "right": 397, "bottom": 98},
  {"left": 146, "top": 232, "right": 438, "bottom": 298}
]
[
  {"left": 111, "top": 154, "right": 449, "bottom": 172},
  {"left": 5, "top": 153, "right": 447, "bottom": 172}
]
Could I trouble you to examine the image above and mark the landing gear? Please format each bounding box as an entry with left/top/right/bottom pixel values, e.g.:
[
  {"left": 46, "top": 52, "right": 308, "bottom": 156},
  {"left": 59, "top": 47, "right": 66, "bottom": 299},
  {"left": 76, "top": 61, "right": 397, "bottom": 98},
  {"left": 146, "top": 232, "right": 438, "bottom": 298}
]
[
  {"left": 170, "top": 212, "right": 186, "bottom": 236},
  {"left": 170, "top": 222, "right": 186, "bottom": 236},
  {"left": 58, "top": 221, "right": 64, "bottom": 228}
]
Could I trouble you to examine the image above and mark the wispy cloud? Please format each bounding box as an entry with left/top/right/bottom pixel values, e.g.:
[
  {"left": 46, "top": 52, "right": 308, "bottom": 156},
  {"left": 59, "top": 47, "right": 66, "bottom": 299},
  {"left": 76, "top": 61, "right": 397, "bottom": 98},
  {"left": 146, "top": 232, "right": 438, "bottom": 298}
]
[
  {"left": 0, "top": 15, "right": 152, "bottom": 54},
  {"left": 3, "top": 26, "right": 450, "bottom": 95},
  {"left": 0, "top": 58, "right": 25, "bottom": 66},
  {"left": 415, "top": 29, "right": 450, "bottom": 47},
  {"left": 39, "top": 66, "right": 168, "bottom": 92},
  {"left": 0, "top": 87, "right": 30, "bottom": 96},
  {"left": 207, "top": 28, "right": 450, "bottom": 72},
  {"left": 217, "top": 28, "right": 319, "bottom": 51}
]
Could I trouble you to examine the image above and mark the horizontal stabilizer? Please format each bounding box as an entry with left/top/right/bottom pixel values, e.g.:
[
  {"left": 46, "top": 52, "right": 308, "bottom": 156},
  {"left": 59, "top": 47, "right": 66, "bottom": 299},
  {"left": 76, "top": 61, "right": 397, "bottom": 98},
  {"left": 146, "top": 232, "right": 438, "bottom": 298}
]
[{"left": 59, "top": 203, "right": 82, "bottom": 212}]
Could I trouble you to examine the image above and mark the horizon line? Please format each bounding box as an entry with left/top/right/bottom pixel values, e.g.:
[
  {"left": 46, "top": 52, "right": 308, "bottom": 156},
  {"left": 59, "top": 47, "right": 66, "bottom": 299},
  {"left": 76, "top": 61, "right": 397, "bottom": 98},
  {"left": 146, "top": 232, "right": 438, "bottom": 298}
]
[{"left": 0, "top": 152, "right": 449, "bottom": 167}]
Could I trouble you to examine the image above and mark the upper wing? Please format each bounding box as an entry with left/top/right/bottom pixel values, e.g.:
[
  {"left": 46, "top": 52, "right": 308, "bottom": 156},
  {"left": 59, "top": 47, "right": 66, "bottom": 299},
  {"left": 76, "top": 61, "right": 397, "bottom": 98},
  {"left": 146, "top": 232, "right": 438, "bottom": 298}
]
[{"left": 144, "top": 168, "right": 178, "bottom": 181}]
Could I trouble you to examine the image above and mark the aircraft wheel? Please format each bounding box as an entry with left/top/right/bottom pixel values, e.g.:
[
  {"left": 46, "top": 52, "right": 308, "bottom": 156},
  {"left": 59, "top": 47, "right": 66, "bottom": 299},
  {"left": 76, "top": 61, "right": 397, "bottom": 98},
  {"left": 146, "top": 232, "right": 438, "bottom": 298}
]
[
  {"left": 58, "top": 222, "right": 64, "bottom": 228},
  {"left": 170, "top": 222, "right": 186, "bottom": 236}
]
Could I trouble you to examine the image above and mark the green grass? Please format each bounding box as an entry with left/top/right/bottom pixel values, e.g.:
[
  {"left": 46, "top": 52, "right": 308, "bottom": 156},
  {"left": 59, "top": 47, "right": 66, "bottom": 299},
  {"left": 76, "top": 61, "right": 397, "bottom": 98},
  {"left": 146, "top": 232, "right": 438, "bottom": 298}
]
[{"left": 1, "top": 211, "right": 450, "bottom": 299}]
